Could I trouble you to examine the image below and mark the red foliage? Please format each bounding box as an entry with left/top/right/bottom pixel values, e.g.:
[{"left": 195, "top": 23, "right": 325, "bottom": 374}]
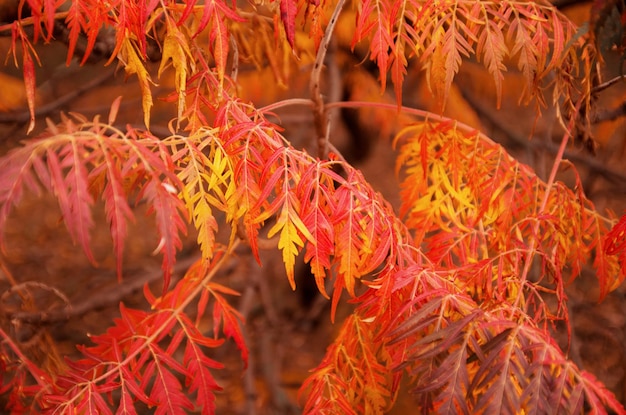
[{"left": 0, "top": 0, "right": 624, "bottom": 413}]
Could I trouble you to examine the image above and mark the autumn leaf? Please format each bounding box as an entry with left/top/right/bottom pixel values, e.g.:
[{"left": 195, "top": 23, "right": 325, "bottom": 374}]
[
  {"left": 118, "top": 37, "right": 154, "bottom": 129},
  {"left": 12, "top": 23, "right": 40, "bottom": 134},
  {"left": 298, "top": 161, "right": 342, "bottom": 298},
  {"left": 255, "top": 148, "right": 314, "bottom": 289},
  {"left": 159, "top": 18, "right": 194, "bottom": 125},
  {"left": 208, "top": 282, "right": 249, "bottom": 366},
  {"left": 280, "top": 0, "right": 299, "bottom": 48}
]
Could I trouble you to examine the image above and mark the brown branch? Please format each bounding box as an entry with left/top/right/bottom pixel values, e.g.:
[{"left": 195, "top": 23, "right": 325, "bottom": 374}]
[
  {"left": 591, "top": 74, "right": 626, "bottom": 95},
  {"left": 3, "top": 254, "right": 200, "bottom": 325},
  {"left": 309, "top": 0, "right": 346, "bottom": 159},
  {"left": 239, "top": 275, "right": 259, "bottom": 415},
  {"left": 593, "top": 100, "right": 626, "bottom": 123},
  {"left": 0, "top": 67, "right": 115, "bottom": 125},
  {"left": 456, "top": 88, "right": 626, "bottom": 186},
  {"left": 236, "top": 222, "right": 279, "bottom": 250}
]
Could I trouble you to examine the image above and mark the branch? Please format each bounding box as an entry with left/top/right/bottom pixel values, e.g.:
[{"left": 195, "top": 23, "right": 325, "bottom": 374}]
[
  {"left": 0, "top": 67, "right": 115, "bottom": 126},
  {"left": 309, "top": 0, "right": 346, "bottom": 159},
  {"left": 457, "top": 88, "right": 626, "bottom": 185},
  {"left": 591, "top": 74, "right": 626, "bottom": 94},
  {"left": 593, "top": 100, "right": 626, "bottom": 123},
  {"left": 3, "top": 254, "right": 200, "bottom": 325}
]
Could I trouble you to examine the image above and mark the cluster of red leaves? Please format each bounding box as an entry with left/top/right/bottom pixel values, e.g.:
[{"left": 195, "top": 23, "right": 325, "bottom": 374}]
[
  {"left": 605, "top": 212, "right": 626, "bottom": 274},
  {"left": 0, "top": 112, "right": 187, "bottom": 287},
  {"left": 0, "top": 244, "right": 246, "bottom": 413},
  {"left": 2, "top": 0, "right": 245, "bottom": 131},
  {"left": 395, "top": 122, "right": 624, "bottom": 309}
]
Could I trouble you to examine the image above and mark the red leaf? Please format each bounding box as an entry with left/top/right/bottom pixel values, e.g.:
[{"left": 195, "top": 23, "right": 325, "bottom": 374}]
[
  {"left": 298, "top": 162, "right": 340, "bottom": 298},
  {"left": 147, "top": 358, "right": 194, "bottom": 415},
  {"left": 208, "top": 282, "right": 248, "bottom": 366},
  {"left": 65, "top": 0, "right": 110, "bottom": 65},
  {"left": 24, "top": 0, "right": 57, "bottom": 41},
  {"left": 280, "top": 0, "right": 298, "bottom": 47},
  {"left": 183, "top": 335, "right": 223, "bottom": 412},
  {"left": 604, "top": 213, "right": 626, "bottom": 256},
  {"left": 47, "top": 142, "right": 97, "bottom": 264},
  {"left": 142, "top": 177, "right": 187, "bottom": 292},
  {"left": 99, "top": 143, "right": 134, "bottom": 280},
  {"left": 22, "top": 44, "right": 37, "bottom": 134}
]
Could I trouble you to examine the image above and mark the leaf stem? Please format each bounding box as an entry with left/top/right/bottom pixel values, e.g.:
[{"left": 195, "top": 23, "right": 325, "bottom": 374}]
[
  {"left": 326, "top": 100, "right": 494, "bottom": 143},
  {"left": 259, "top": 98, "right": 314, "bottom": 114},
  {"left": 0, "top": 326, "right": 52, "bottom": 392},
  {"left": 513, "top": 103, "right": 578, "bottom": 313},
  {"left": 260, "top": 98, "right": 491, "bottom": 144}
]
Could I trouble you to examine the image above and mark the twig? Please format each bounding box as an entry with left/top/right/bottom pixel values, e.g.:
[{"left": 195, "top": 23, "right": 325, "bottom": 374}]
[
  {"left": 0, "top": 67, "right": 115, "bottom": 125},
  {"left": 591, "top": 74, "right": 626, "bottom": 94},
  {"left": 259, "top": 98, "right": 314, "bottom": 114},
  {"left": 236, "top": 222, "right": 279, "bottom": 250},
  {"left": 0, "top": 326, "right": 52, "bottom": 390},
  {"left": 257, "top": 95, "right": 626, "bottom": 191},
  {"left": 513, "top": 101, "right": 579, "bottom": 313},
  {"left": 309, "top": 0, "right": 346, "bottom": 159},
  {"left": 2, "top": 281, "right": 71, "bottom": 316},
  {"left": 326, "top": 100, "right": 494, "bottom": 143},
  {"left": 3, "top": 254, "right": 200, "bottom": 324},
  {"left": 230, "top": 33, "right": 239, "bottom": 82},
  {"left": 457, "top": 88, "right": 626, "bottom": 185}
]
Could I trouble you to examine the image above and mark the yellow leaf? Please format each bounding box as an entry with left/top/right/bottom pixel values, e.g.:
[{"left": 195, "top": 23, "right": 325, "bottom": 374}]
[
  {"left": 268, "top": 208, "right": 310, "bottom": 290},
  {"left": 193, "top": 197, "right": 218, "bottom": 260},
  {"left": 118, "top": 37, "right": 154, "bottom": 128},
  {"left": 159, "top": 21, "right": 194, "bottom": 126}
]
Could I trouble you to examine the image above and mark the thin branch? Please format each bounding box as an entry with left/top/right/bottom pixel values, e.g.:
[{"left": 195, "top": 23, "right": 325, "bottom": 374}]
[
  {"left": 236, "top": 223, "right": 279, "bottom": 250},
  {"left": 239, "top": 271, "right": 259, "bottom": 415},
  {"left": 4, "top": 254, "right": 200, "bottom": 325},
  {"left": 0, "top": 67, "right": 115, "bottom": 125},
  {"left": 458, "top": 88, "right": 626, "bottom": 185},
  {"left": 309, "top": 0, "right": 346, "bottom": 159},
  {"left": 513, "top": 102, "right": 578, "bottom": 313},
  {"left": 260, "top": 97, "right": 626, "bottom": 189},
  {"left": 230, "top": 33, "right": 239, "bottom": 82},
  {"left": 326, "top": 100, "right": 493, "bottom": 142},
  {"left": 0, "top": 327, "right": 52, "bottom": 390},
  {"left": 591, "top": 74, "right": 626, "bottom": 94},
  {"left": 259, "top": 98, "right": 314, "bottom": 114}
]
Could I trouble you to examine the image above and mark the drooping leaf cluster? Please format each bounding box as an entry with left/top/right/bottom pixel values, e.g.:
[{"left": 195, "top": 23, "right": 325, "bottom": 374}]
[
  {"left": 301, "top": 120, "right": 625, "bottom": 414},
  {"left": 1, "top": 0, "right": 625, "bottom": 414}
]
